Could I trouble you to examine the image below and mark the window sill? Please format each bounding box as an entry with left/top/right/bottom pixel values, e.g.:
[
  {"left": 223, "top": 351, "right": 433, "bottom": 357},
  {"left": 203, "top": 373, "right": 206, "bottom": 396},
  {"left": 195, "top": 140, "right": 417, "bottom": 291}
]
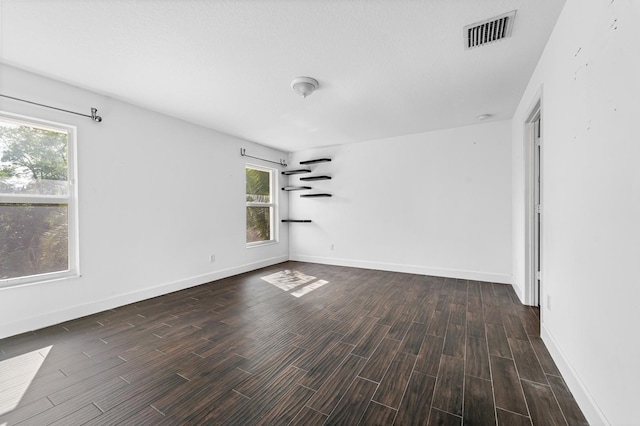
[
  {"left": 0, "top": 271, "right": 80, "bottom": 290},
  {"left": 246, "top": 240, "right": 279, "bottom": 249}
]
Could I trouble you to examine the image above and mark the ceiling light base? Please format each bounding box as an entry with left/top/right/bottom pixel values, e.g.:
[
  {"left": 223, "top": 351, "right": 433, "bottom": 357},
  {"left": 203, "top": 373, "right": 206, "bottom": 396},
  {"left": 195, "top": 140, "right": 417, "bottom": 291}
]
[{"left": 291, "top": 77, "right": 319, "bottom": 98}]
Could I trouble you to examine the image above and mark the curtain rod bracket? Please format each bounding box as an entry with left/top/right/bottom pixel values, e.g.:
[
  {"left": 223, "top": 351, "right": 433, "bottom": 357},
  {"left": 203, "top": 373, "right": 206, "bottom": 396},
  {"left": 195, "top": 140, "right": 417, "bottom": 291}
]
[
  {"left": 240, "top": 148, "right": 287, "bottom": 167},
  {"left": 91, "top": 108, "right": 103, "bottom": 122}
]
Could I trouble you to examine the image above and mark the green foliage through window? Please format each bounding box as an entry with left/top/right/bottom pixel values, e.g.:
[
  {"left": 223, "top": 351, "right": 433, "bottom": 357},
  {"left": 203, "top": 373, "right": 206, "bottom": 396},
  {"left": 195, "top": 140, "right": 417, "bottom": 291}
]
[
  {"left": 0, "top": 118, "right": 72, "bottom": 281},
  {"left": 246, "top": 167, "right": 273, "bottom": 243}
]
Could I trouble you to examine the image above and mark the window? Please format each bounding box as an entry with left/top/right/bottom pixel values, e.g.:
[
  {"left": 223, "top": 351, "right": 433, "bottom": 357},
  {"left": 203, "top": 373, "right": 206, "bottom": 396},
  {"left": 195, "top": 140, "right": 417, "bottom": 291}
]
[
  {"left": 246, "top": 164, "right": 276, "bottom": 245},
  {"left": 0, "top": 113, "right": 78, "bottom": 286}
]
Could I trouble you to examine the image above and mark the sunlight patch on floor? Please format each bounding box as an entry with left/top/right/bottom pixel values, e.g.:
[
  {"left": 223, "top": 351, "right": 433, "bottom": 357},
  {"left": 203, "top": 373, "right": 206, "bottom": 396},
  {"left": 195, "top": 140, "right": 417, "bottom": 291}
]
[
  {"left": 261, "top": 270, "right": 316, "bottom": 291},
  {"left": 0, "top": 345, "right": 52, "bottom": 416},
  {"left": 291, "top": 280, "right": 329, "bottom": 298},
  {"left": 261, "top": 270, "right": 329, "bottom": 297}
]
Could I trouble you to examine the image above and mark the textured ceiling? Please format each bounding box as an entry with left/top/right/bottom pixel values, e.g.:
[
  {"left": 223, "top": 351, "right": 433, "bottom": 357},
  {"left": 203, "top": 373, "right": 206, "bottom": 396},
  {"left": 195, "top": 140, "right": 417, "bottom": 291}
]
[{"left": 0, "top": 0, "right": 565, "bottom": 152}]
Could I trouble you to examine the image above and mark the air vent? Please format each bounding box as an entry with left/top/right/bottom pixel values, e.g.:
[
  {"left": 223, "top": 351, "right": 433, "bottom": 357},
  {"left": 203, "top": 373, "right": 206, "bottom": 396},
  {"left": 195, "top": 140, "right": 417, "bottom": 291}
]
[{"left": 464, "top": 10, "right": 516, "bottom": 50}]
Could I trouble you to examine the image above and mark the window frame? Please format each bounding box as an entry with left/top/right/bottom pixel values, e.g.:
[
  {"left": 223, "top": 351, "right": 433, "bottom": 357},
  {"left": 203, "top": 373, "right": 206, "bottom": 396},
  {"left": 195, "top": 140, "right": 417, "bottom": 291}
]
[
  {"left": 0, "top": 111, "right": 79, "bottom": 288},
  {"left": 245, "top": 163, "right": 278, "bottom": 247}
]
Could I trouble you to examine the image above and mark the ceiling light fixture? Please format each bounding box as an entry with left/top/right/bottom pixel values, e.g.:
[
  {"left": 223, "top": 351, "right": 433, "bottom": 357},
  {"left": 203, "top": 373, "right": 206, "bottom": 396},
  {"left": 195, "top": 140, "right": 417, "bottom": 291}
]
[
  {"left": 477, "top": 114, "right": 493, "bottom": 121},
  {"left": 291, "top": 77, "right": 319, "bottom": 99}
]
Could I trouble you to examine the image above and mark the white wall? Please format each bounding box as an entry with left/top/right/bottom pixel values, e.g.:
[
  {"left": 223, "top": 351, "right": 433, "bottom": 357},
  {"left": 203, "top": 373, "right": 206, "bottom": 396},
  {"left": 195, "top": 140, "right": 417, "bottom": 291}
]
[
  {"left": 0, "top": 64, "right": 289, "bottom": 339},
  {"left": 289, "top": 121, "right": 512, "bottom": 283},
  {"left": 512, "top": 0, "right": 640, "bottom": 424}
]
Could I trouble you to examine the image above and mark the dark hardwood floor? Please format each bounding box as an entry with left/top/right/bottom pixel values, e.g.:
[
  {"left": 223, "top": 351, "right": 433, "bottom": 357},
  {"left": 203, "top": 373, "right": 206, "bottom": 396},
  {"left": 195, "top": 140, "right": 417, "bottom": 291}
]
[{"left": 0, "top": 261, "right": 588, "bottom": 425}]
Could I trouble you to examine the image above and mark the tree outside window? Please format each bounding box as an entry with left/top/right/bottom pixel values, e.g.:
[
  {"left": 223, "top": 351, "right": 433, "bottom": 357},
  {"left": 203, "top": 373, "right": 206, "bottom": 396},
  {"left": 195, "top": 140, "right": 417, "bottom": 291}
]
[
  {"left": 246, "top": 165, "right": 276, "bottom": 244},
  {"left": 0, "top": 114, "right": 77, "bottom": 285}
]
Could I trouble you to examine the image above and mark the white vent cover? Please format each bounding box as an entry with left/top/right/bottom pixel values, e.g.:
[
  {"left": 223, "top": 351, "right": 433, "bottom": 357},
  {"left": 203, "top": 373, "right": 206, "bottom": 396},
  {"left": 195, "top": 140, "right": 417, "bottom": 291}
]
[{"left": 464, "top": 10, "right": 516, "bottom": 50}]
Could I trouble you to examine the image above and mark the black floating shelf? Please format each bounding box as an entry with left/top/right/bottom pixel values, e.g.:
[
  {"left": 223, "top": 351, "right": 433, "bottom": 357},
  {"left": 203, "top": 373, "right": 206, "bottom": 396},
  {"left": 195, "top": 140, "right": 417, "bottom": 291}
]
[
  {"left": 301, "top": 193, "right": 332, "bottom": 198},
  {"left": 300, "top": 158, "right": 331, "bottom": 165},
  {"left": 300, "top": 175, "right": 331, "bottom": 181},
  {"left": 281, "top": 186, "right": 312, "bottom": 191},
  {"left": 282, "top": 219, "right": 312, "bottom": 223},
  {"left": 282, "top": 169, "right": 311, "bottom": 175}
]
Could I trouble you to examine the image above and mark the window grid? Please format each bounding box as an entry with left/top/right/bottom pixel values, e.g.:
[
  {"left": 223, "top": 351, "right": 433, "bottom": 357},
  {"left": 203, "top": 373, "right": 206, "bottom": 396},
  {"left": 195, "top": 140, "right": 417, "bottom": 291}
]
[
  {"left": 246, "top": 164, "right": 277, "bottom": 246},
  {"left": 0, "top": 112, "right": 78, "bottom": 287}
]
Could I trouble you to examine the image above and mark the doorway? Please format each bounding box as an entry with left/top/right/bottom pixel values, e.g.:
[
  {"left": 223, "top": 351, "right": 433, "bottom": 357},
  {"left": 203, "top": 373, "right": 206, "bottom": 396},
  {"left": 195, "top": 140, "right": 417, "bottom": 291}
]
[
  {"left": 525, "top": 100, "right": 542, "bottom": 307},
  {"left": 533, "top": 116, "right": 541, "bottom": 307}
]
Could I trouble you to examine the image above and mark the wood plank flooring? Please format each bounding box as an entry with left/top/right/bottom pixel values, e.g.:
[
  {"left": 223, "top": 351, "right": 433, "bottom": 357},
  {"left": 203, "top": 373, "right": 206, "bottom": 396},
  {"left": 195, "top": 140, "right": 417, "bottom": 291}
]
[{"left": 0, "top": 261, "right": 588, "bottom": 425}]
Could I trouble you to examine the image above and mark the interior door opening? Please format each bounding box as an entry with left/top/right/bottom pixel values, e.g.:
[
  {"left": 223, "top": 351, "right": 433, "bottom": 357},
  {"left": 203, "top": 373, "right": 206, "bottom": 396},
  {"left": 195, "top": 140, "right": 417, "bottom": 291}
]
[
  {"left": 534, "top": 116, "right": 541, "bottom": 307},
  {"left": 524, "top": 96, "right": 542, "bottom": 309}
]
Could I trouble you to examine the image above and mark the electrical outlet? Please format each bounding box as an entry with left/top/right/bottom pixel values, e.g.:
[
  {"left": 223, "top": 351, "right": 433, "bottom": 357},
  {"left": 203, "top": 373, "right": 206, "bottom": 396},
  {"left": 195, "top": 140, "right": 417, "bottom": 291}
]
[
  {"left": 547, "top": 294, "right": 551, "bottom": 310},
  {"left": 209, "top": 254, "right": 216, "bottom": 263}
]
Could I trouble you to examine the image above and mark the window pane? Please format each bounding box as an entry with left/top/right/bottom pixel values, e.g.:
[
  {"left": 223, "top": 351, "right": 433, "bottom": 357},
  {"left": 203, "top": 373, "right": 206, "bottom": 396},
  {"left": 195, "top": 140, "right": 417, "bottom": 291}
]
[
  {"left": 0, "top": 203, "right": 69, "bottom": 280},
  {"left": 246, "top": 168, "right": 271, "bottom": 203},
  {"left": 0, "top": 122, "right": 69, "bottom": 196},
  {"left": 246, "top": 206, "right": 271, "bottom": 243}
]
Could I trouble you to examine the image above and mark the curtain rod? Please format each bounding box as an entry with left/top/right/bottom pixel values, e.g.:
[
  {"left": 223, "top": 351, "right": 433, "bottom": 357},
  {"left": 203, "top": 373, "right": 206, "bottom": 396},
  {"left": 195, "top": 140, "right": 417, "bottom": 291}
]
[
  {"left": 240, "top": 148, "right": 287, "bottom": 167},
  {"left": 0, "top": 94, "right": 103, "bottom": 122}
]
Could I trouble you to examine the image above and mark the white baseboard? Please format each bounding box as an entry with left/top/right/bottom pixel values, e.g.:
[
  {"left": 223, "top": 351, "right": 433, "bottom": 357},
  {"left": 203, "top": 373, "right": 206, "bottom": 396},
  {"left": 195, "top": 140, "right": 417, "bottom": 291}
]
[
  {"left": 511, "top": 275, "right": 525, "bottom": 303},
  {"left": 541, "top": 324, "right": 609, "bottom": 425},
  {"left": 0, "top": 255, "right": 288, "bottom": 339},
  {"left": 289, "top": 254, "right": 511, "bottom": 284}
]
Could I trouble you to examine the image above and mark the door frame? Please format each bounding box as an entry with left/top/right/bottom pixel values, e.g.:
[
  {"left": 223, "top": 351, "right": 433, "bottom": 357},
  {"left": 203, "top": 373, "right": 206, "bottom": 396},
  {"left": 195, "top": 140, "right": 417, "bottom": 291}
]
[{"left": 524, "top": 95, "right": 542, "bottom": 306}]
